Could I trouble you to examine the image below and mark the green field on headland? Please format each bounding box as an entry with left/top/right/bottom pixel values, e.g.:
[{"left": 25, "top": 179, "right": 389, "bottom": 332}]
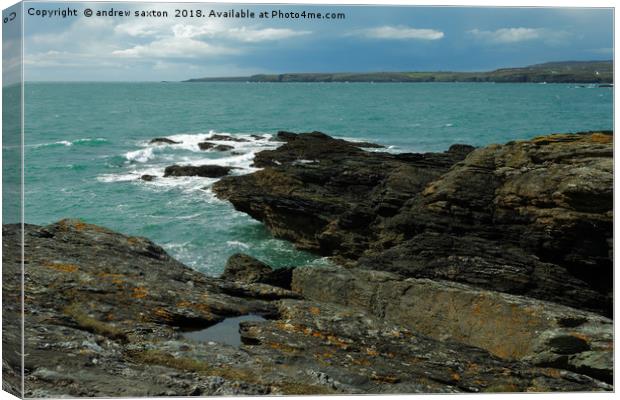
[{"left": 185, "top": 60, "right": 613, "bottom": 84}]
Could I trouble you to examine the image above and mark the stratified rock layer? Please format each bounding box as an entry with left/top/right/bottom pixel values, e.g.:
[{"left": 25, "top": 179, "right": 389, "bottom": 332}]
[
  {"left": 2, "top": 220, "right": 611, "bottom": 396},
  {"left": 213, "top": 131, "right": 613, "bottom": 316},
  {"left": 293, "top": 265, "right": 613, "bottom": 384}
]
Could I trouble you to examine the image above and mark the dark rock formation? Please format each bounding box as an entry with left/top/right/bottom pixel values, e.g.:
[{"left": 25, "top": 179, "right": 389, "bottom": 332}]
[
  {"left": 209, "top": 134, "right": 249, "bottom": 142},
  {"left": 150, "top": 137, "right": 181, "bottom": 145},
  {"left": 222, "top": 254, "right": 294, "bottom": 290},
  {"left": 2, "top": 221, "right": 611, "bottom": 396},
  {"left": 198, "top": 141, "right": 216, "bottom": 150},
  {"left": 198, "top": 142, "right": 235, "bottom": 151},
  {"left": 140, "top": 174, "right": 156, "bottom": 181},
  {"left": 214, "top": 132, "right": 471, "bottom": 255},
  {"left": 213, "top": 131, "right": 612, "bottom": 316},
  {"left": 164, "top": 165, "right": 236, "bottom": 178}
]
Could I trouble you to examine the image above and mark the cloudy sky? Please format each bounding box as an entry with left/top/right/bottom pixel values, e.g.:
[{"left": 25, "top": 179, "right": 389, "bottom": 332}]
[{"left": 19, "top": 2, "right": 614, "bottom": 81}]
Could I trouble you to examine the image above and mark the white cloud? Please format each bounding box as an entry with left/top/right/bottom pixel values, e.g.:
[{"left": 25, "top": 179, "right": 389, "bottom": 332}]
[
  {"left": 112, "top": 37, "right": 239, "bottom": 58},
  {"left": 170, "top": 24, "right": 311, "bottom": 42},
  {"left": 111, "top": 22, "right": 310, "bottom": 59},
  {"left": 468, "top": 27, "right": 570, "bottom": 45},
  {"left": 114, "top": 22, "right": 162, "bottom": 38},
  {"left": 468, "top": 27, "right": 541, "bottom": 43},
  {"left": 356, "top": 26, "right": 444, "bottom": 40},
  {"left": 3, "top": 39, "right": 22, "bottom": 86},
  {"left": 24, "top": 5, "right": 313, "bottom": 80},
  {"left": 224, "top": 27, "right": 311, "bottom": 43}
]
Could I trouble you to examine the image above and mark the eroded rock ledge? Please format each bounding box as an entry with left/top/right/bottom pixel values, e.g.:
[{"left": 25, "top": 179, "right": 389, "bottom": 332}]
[
  {"left": 213, "top": 131, "right": 613, "bottom": 317},
  {"left": 2, "top": 220, "right": 612, "bottom": 396}
]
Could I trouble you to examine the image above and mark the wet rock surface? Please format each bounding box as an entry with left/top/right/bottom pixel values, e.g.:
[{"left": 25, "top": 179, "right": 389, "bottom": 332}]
[
  {"left": 3, "top": 220, "right": 612, "bottom": 396},
  {"left": 198, "top": 142, "right": 235, "bottom": 152},
  {"left": 213, "top": 131, "right": 613, "bottom": 317},
  {"left": 140, "top": 174, "right": 156, "bottom": 181},
  {"left": 164, "top": 165, "right": 236, "bottom": 178},
  {"left": 150, "top": 137, "right": 181, "bottom": 145}
]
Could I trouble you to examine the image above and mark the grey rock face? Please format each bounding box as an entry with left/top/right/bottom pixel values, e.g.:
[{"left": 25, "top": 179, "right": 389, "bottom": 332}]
[
  {"left": 222, "top": 253, "right": 294, "bottom": 290},
  {"left": 3, "top": 220, "right": 611, "bottom": 396},
  {"left": 293, "top": 265, "right": 613, "bottom": 384}
]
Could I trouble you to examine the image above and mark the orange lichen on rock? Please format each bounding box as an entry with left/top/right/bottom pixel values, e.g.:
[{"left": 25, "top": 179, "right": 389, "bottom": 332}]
[
  {"left": 589, "top": 133, "right": 613, "bottom": 143},
  {"left": 132, "top": 286, "right": 148, "bottom": 299},
  {"left": 175, "top": 300, "right": 212, "bottom": 315},
  {"left": 371, "top": 373, "right": 400, "bottom": 384},
  {"left": 152, "top": 307, "right": 173, "bottom": 322},
  {"left": 43, "top": 262, "right": 79, "bottom": 273}
]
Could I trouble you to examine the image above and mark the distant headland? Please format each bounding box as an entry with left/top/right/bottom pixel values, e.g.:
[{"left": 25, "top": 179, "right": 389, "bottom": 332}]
[{"left": 184, "top": 60, "right": 613, "bottom": 84}]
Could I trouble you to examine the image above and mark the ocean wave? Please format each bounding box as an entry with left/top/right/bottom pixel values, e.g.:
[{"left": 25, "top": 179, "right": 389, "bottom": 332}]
[
  {"left": 174, "top": 212, "right": 205, "bottom": 220},
  {"left": 106, "top": 130, "right": 283, "bottom": 197},
  {"left": 125, "top": 147, "right": 155, "bottom": 163},
  {"left": 30, "top": 138, "right": 108, "bottom": 149},
  {"left": 143, "top": 131, "right": 275, "bottom": 152},
  {"left": 97, "top": 173, "right": 140, "bottom": 183}
]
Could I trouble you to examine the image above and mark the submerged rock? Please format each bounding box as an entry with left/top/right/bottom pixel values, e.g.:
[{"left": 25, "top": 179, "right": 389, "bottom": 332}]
[
  {"left": 3, "top": 220, "right": 611, "bottom": 396},
  {"left": 140, "top": 174, "right": 156, "bottom": 181},
  {"left": 209, "top": 134, "right": 249, "bottom": 142},
  {"left": 198, "top": 142, "right": 235, "bottom": 152},
  {"left": 214, "top": 144, "right": 234, "bottom": 152},
  {"left": 164, "top": 164, "right": 236, "bottom": 178},
  {"left": 198, "top": 141, "right": 216, "bottom": 150},
  {"left": 149, "top": 137, "right": 181, "bottom": 145}
]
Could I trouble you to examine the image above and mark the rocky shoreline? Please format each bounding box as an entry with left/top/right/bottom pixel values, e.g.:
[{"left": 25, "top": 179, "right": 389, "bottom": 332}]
[{"left": 3, "top": 130, "right": 613, "bottom": 396}]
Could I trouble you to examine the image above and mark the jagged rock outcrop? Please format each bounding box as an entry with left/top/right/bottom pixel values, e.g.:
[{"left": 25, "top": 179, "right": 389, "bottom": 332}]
[
  {"left": 377, "top": 132, "right": 613, "bottom": 315},
  {"left": 3, "top": 220, "right": 611, "bottom": 396},
  {"left": 214, "top": 131, "right": 474, "bottom": 256},
  {"left": 213, "top": 131, "right": 613, "bottom": 316},
  {"left": 221, "top": 253, "right": 294, "bottom": 290}
]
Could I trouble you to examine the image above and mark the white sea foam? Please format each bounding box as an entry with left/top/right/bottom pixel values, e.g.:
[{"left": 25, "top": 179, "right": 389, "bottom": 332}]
[
  {"left": 30, "top": 140, "right": 72, "bottom": 148},
  {"left": 174, "top": 212, "right": 205, "bottom": 220},
  {"left": 125, "top": 147, "right": 156, "bottom": 163},
  {"left": 31, "top": 138, "right": 108, "bottom": 148},
  {"left": 97, "top": 173, "right": 140, "bottom": 183},
  {"left": 163, "top": 242, "right": 190, "bottom": 250},
  {"left": 226, "top": 240, "right": 250, "bottom": 250},
  {"left": 293, "top": 159, "right": 319, "bottom": 165},
  {"left": 103, "top": 130, "right": 282, "bottom": 194}
]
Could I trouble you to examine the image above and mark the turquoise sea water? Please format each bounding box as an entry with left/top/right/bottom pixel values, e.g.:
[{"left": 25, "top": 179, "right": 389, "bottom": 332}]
[{"left": 17, "top": 82, "right": 612, "bottom": 275}]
